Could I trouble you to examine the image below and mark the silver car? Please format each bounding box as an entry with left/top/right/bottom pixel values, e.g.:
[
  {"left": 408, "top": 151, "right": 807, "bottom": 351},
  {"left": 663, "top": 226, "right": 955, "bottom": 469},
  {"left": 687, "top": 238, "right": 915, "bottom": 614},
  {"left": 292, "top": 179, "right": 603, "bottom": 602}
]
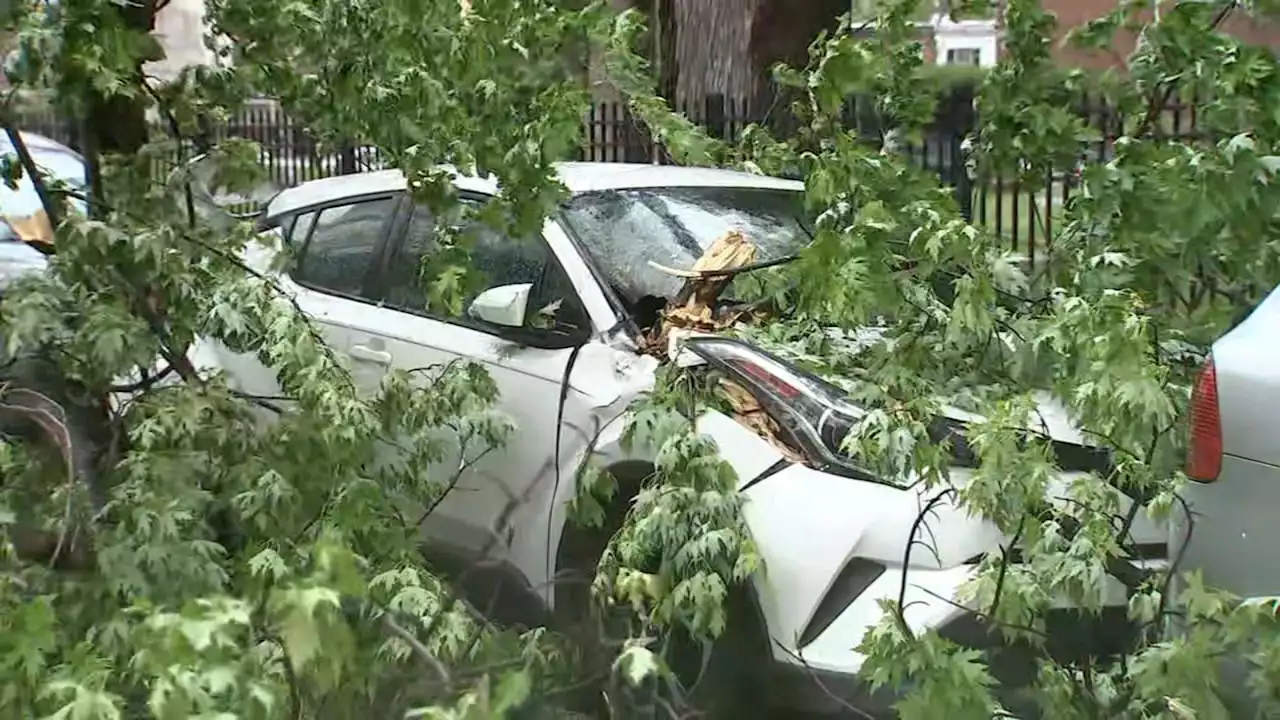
[
  {"left": 1172, "top": 282, "right": 1280, "bottom": 711},
  {"left": 1176, "top": 285, "right": 1280, "bottom": 596}
]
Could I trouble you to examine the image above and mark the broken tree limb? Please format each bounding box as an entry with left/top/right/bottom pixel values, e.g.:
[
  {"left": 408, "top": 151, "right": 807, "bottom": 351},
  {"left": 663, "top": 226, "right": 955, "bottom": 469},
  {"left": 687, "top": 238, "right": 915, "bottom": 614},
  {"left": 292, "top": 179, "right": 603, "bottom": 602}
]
[
  {"left": 642, "top": 229, "right": 760, "bottom": 358},
  {"left": 641, "top": 229, "right": 811, "bottom": 460}
]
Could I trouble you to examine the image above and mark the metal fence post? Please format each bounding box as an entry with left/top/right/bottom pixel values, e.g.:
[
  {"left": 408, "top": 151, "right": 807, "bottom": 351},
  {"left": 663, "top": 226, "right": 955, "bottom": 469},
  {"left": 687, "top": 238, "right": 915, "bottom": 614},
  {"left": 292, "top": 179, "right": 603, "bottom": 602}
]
[
  {"left": 943, "top": 84, "right": 977, "bottom": 222},
  {"left": 705, "top": 93, "right": 727, "bottom": 142},
  {"left": 339, "top": 142, "right": 357, "bottom": 175}
]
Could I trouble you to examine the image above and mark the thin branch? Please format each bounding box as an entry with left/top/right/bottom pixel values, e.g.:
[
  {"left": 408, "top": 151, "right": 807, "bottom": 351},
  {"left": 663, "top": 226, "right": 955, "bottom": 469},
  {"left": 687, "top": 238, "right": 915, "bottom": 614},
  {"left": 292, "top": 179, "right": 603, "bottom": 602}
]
[
  {"left": 914, "top": 585, "right": 1048, "bottom": 640},
  {"left": 897, "top": 488, "right": 957, "bottom": 639},
  {"left": 416, "top": 435, "right": 560, "bottom": 650},
  {"left": 773, "top": 641, "right": 877, "bottom": 720},
  {"left": 109, "top": 364, "right": 176, "bottom": 393},
  {"left": 1152, "top": 491, "right": 1195, "bottom": 638},
  {"left": 232, "top": 390, "right": 287, "bottom": 414},
  {"left": 270, "top": 633, "right": 304, "bottom": 720},
  {"left": 1, "top": 121, "right": 61, "bottom": 245},
  {"left": 415, "top": 439, "right": 492, "bottom": 527},
  {"left": 1128, "top": 1, "right": 1237, "bottom": 139},
  {"left": 380, "top": 611, "right": 452, "bottom": 683},
  {"left": 988, "top": 512, "right": 1027, "bottom": 620}
]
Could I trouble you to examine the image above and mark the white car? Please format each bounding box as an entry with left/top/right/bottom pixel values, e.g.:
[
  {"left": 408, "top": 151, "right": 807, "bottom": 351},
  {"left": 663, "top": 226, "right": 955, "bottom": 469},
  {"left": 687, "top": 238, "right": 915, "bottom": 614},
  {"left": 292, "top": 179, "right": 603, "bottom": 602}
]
[
  {"left": 42, "top": 160, "right": 1165, "bottom": 715},
  {"left": 0, "top": 131, "right": 86, "bottom": 284},
  {"left": 199, "top": 163, "right": 1173, "bottom": 714}
]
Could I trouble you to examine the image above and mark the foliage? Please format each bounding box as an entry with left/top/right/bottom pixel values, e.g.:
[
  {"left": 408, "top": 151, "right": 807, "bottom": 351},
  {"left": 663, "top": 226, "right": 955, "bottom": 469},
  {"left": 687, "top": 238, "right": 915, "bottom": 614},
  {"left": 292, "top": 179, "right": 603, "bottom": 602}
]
[
  {"left": 607, "top": 0, "right": 1280, "bottom": 717},
  {"left": 0, "top": 0, "right": 596, "bottom": 717},
  {"left": 2, "top": 0, "right": 1280, "bottom": 718}
]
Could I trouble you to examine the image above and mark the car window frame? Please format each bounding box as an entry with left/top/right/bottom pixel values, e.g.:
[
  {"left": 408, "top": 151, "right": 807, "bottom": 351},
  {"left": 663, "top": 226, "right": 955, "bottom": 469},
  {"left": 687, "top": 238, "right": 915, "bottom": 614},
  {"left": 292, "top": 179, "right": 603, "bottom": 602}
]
[
  {"left": 283, "top": 191, "right": 405, "bottom": 304},
  {"left": 377, "top": 190, "right": 593, "bottom": 350}
]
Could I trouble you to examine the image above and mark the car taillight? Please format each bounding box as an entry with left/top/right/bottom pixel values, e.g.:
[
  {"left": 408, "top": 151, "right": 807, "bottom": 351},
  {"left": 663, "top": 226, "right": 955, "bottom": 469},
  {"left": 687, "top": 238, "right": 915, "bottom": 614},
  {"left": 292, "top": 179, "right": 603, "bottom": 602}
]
[{"left": 1187, "top": 356, "right": 1222, "bottom": 483}]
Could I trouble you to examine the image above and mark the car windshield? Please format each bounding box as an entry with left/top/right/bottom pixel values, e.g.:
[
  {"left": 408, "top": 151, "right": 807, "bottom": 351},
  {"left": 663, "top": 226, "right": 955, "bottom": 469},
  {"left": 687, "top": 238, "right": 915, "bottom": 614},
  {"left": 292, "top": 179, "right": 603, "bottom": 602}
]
[
  {"left": 559, "top": 186, "right": 811, "bottom": 305},
  {"left": 0, "top": 132, "right": 86, "bottom": 239}
]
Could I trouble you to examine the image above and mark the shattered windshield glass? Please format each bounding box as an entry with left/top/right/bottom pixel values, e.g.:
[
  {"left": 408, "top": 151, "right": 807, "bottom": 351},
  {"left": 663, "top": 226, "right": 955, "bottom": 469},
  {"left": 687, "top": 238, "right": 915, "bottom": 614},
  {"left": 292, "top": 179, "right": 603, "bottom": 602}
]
[{"left": 559, "top": 186, "right": 811, "bottom": 304}]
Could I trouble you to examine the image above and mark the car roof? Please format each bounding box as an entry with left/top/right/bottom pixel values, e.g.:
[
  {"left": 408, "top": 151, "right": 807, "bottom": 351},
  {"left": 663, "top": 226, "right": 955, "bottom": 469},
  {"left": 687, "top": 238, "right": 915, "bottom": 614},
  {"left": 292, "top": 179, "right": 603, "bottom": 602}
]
[{"left": 264, "top": 162, "right": 805, "bottom": 219}]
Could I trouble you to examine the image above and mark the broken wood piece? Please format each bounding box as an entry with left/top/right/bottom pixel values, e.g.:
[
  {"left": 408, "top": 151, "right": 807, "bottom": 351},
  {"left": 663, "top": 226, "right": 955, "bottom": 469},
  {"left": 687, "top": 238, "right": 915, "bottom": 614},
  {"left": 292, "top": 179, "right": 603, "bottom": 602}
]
[
  {"left": 639, "top": 229, "right": 810, "bottom": 464},
  {"left": 653, "top": 228, "right": 759, "bottom": 337},
  {"left": 720, "top": 379, "right": 804, "bottom": 462},
  {"left": 647, "top": 252, "right": 798, "bottom": 280},
  {"left": 6, "top": 209, "right": 54, "bottom": 247},
  {"left": 665, "top": 228, "right": 758, "bottom": 303}
]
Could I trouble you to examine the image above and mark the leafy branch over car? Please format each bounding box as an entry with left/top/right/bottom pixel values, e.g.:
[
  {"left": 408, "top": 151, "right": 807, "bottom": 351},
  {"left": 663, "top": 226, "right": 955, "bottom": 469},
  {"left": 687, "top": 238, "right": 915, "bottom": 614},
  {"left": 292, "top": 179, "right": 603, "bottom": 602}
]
[{"left": 2, "top": 0, "right": 1280, "bottom": 719}]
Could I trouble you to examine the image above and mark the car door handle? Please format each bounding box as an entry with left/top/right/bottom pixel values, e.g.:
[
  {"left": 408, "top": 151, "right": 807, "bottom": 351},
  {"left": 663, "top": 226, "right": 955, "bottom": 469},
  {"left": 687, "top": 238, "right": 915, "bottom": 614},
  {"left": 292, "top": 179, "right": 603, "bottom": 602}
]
[{"left": 350, "top": 344, "right": 392, "bottom": 365}]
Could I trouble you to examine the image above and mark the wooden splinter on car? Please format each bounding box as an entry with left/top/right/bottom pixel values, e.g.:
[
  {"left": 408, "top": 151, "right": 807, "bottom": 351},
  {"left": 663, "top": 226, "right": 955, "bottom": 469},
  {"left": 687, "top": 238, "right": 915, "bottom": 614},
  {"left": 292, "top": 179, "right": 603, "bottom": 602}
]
[
  {"left": 6, "top": 209, "right": 55, "bottom": 248},
  {"left": 648, "top": 228, "right": 758, "bottom": 335},
  {"left": 643, "top": 229, "right": 806, "bottom": 461}
]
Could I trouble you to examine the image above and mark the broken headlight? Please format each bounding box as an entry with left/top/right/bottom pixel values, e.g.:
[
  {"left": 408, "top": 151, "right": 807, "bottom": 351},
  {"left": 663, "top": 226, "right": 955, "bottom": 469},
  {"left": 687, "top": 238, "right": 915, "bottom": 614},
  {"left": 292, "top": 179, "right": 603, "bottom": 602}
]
[{"left": 685, "top": 337, "right": 877, "bottom": 482}]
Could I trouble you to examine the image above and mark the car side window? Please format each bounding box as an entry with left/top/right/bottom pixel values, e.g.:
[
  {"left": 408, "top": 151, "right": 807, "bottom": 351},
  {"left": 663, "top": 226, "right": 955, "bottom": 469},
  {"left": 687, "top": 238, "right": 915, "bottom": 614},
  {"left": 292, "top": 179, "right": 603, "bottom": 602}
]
[
  {"left": 385, "top": 201, "right": 589, "bottom": 336},
  {"left": 288, "top": 210, "right": 317, "bottom": 246},
  {"left": 291, "top": 197, "right": 397, "bottom": 299}
]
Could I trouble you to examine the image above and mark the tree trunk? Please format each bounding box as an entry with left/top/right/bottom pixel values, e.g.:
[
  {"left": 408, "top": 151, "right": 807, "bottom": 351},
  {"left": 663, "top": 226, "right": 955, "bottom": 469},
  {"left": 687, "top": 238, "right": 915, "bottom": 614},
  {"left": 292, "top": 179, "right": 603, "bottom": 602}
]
[
  {"left": 671, "top": 0, "right": 847, "bottom": 117},
  {"left": 672, "top": 0, "right": 764, "bottom": 110},
  {"left": 87, "top": 0, "right": 157, "bottom": 156}
]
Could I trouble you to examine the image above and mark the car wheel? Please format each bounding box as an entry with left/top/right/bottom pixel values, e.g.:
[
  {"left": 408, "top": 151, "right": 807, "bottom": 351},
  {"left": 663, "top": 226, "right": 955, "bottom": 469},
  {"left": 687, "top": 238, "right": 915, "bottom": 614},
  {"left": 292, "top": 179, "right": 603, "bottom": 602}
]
[
  {"left": 661, "top": 585, "right": 771, "bottom": 718},
  {"left": 554, "top": 463, "right": 772, "bottom": 718}
]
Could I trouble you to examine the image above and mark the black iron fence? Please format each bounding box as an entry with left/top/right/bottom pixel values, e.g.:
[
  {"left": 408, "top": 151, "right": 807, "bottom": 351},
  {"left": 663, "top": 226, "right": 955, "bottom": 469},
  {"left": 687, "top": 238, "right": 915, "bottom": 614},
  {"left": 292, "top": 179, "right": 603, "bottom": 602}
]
[{"left": 12, "top": 91, "right": 1204, "bottom": 257}]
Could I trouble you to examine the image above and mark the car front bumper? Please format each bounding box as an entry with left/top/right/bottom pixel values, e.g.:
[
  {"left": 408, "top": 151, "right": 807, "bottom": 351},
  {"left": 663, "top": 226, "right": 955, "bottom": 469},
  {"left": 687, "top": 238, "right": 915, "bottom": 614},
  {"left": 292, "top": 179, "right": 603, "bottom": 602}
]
[
  {"left": 759, "top": 561, "right": 1164, "bottom": 716},
  {"left": 696, "top": 410, "right": 1169, "bottom": 713}
]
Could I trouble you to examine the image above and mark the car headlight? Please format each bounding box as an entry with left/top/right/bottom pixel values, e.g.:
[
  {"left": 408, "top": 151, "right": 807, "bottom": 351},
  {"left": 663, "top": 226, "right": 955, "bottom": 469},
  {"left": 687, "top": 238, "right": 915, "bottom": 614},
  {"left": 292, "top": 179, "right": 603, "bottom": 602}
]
[{"left": 685, "top": 336, "right": 877, "bottom": 482}]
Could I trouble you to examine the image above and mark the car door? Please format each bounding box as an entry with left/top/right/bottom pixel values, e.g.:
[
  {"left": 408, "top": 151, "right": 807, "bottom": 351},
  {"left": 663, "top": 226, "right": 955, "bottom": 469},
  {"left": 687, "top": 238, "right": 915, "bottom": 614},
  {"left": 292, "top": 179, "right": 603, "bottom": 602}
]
[
  {"left": 358, "top": 195, "right": 625, "bottom": 579},
  {"left": 218, "top": 193, "right": 405, "bottom": 401}
]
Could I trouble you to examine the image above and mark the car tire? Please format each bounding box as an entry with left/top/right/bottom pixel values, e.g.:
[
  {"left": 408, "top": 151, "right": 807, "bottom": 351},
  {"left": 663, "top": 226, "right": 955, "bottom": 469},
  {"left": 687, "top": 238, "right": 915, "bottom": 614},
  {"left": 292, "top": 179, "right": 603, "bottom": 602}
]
[
  {"left": 554, "top": 463, "right": 772, "bottom": 719},
  {"left": 661, "top": 585, "right": 771, "bottom": 719}
]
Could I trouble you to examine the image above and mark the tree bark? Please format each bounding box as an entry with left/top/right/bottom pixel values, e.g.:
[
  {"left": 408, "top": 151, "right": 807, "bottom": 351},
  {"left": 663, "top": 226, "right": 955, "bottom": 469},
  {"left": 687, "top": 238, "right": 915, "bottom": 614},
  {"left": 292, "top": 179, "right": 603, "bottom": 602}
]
[
  {"left": 672, "top": 0, "right": 764, "bottom": 109},
  {"left": 670, "top": 0, "right": 846, "bottom": 116}
]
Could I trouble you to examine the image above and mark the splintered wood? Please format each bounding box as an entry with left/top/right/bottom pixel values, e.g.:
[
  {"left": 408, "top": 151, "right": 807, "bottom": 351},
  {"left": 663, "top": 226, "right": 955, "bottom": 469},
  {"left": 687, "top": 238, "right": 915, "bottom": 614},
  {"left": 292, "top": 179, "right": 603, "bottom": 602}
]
[
  {"left": 6, "top": 209, "right": 54, "bottom": 247},
  {"left": 643, "top": 229, "right": 757, "bottom": 355},
  {"left": 643, "top": 229, "right": 805, "bottom": 461},
  {"left": 719, "top": 379, "right": 806, "bottom": 462}
]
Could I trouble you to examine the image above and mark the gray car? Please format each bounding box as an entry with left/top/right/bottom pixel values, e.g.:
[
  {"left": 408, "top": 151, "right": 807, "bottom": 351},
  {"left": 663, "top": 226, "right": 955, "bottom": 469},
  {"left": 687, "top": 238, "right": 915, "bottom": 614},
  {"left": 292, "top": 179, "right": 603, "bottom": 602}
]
[
  {"left": 1175, "top": 284, "right": 1280, "bottom": 597},
  {"left": 1171, "top": 281, "right": 1280, "bottom": 711}
]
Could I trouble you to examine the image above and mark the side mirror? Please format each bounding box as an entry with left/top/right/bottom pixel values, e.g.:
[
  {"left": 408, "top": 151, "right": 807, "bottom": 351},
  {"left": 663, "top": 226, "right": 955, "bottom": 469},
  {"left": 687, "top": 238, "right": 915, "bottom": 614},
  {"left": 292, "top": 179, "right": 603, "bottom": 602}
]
[
  {"left": 468, "top": 283, "right": 532, "bottom": 328},
  {"left": 170, "top": 153, "right": 284, "bottom": 227}
]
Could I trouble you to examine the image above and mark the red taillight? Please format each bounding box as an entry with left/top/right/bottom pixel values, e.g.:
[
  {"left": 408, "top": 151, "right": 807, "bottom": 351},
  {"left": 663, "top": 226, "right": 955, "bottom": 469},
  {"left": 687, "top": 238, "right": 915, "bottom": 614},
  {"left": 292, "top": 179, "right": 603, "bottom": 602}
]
[{"left": 1187, "top": 356, "right": 1223, "bottom": 482}]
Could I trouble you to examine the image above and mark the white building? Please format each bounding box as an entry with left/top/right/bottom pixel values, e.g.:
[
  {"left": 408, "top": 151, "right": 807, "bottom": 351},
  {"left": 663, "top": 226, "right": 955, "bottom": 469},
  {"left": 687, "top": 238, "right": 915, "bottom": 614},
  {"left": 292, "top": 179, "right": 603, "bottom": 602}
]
[
  {"left": 930, "top": 12, "right": 1000, "bottom": 68},
  {"left": 146, "top": 0, "right": 215, "bottom": 83}
]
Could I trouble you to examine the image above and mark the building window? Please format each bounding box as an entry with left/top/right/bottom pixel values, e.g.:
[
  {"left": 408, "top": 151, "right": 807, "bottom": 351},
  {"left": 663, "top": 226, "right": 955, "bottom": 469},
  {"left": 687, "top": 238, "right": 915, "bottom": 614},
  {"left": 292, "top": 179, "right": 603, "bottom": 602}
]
[{"left": 946, "top": 48, "right": 981, "bottom": 66}]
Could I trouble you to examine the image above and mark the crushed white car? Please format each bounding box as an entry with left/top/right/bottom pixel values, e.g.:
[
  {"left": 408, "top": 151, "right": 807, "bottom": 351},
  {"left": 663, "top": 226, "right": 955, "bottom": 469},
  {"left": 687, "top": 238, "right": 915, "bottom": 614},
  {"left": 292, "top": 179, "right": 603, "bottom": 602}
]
[
  {"left": 202, "top": 163, "right": 1166, "bottom": 713},
  {"left": 4, "top": 154, "right": 1168, "bottom": 714}
]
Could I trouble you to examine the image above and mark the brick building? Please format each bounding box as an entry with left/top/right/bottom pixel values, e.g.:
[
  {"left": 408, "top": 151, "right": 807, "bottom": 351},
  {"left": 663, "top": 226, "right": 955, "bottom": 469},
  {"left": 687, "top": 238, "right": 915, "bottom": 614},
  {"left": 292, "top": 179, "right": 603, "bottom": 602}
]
[{"left": 1042, "top": 0, "right": 1280, "bottom": 70}]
